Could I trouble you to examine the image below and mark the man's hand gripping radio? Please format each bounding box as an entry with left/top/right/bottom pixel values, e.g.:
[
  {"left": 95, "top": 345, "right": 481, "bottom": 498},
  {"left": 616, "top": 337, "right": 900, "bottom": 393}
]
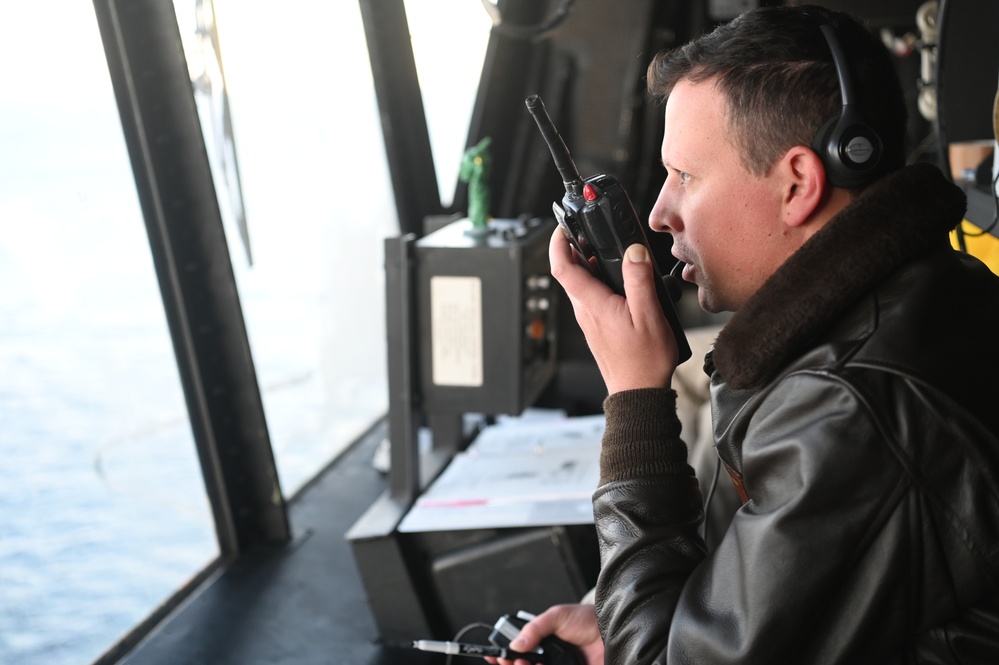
[{"left": 525, "top": 94, "right": 691, "bottom": 364}]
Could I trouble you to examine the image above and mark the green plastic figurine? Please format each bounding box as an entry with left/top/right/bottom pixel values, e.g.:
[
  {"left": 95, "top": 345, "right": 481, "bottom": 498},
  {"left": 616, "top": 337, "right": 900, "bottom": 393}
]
[{"left": 459, "top": 137, "right": 492, "bottom": 231}]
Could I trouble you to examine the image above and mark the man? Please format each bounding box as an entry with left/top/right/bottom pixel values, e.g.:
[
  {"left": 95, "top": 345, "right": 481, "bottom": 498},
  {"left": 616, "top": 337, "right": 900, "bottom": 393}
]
[{"left": 498, "top": 5, "right": 999, "bottom": 664}]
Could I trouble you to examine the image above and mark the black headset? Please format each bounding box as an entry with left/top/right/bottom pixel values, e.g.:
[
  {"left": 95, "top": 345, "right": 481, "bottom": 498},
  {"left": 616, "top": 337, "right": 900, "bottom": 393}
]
[{"left": 812, "top": 23, "right": 884, "bottom": 189}]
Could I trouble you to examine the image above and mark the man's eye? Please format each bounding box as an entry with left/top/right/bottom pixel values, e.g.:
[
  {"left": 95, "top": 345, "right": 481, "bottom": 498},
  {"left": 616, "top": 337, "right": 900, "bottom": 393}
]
[{"left": 664, "top": 166, "right": 691, "bottom": 184}]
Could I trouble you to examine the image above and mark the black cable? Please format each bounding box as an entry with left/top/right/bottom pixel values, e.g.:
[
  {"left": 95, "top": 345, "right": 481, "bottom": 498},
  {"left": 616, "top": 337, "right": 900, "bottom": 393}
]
[{"left": 447, "top": 622, "right": 496, "bottom": 665}]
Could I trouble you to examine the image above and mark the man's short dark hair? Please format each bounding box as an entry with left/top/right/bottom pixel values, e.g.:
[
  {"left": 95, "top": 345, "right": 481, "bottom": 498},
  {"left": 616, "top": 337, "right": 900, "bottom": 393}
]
[{"left": 646, "top": 5, "right": 907, "bottom": 184}]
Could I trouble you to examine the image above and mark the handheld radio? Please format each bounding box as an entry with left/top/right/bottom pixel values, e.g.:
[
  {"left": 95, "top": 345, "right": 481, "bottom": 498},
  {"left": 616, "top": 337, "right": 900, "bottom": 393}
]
[{"left": 525, "top": 94, "right": 691, "bottom": 364}]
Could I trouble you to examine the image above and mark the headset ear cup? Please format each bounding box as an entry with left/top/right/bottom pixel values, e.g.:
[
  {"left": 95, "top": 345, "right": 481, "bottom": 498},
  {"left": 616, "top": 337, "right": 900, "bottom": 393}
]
[{"left": 813, "top": 113, "right": 883, "bottom": 189}]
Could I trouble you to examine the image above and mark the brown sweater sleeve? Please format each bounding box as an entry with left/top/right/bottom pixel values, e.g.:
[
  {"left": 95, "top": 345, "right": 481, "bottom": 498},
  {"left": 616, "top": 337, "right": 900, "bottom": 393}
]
[{"left": 600, "top": 388, "right": 690, "bottom": 485}]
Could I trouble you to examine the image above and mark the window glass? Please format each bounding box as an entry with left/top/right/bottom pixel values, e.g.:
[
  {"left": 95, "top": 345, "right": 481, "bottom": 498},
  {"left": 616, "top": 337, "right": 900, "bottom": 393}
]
[
  {"left": 176, "top": 0, "right": 396, "bottom": 495},
  {"left": 405, "top": 0, "right": 493, "bottom": 206},
  {"left": 0, "top": 4, "right": 218, "bottom": 665}
]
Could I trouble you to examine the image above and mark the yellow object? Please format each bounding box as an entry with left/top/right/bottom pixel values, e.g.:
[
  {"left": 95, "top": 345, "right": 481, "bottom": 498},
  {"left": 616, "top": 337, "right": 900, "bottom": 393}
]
[{"left": 951, "top": 220, "right": 999, "bottom": 275}]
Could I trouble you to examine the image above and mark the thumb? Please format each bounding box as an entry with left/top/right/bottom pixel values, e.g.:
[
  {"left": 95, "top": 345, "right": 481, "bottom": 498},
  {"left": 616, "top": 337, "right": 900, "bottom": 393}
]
[{"left": 621, "top": 243, "right": 662, "bottom": 319}]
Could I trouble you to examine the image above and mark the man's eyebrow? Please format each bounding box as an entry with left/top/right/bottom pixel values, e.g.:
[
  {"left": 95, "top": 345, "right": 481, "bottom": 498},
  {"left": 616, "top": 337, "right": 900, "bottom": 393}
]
[{"left": 661, "top": 158, "right": 684, "bottom": 172}]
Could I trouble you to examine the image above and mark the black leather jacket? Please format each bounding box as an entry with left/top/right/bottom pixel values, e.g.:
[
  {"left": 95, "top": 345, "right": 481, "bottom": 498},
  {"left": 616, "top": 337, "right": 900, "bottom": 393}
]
[{"left": 594, "top": 164, "right": 999, "bottom": 664}]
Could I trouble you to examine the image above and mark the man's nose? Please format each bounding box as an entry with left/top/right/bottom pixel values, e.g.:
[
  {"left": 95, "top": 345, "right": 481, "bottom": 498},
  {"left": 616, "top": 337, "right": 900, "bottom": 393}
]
[{"left": 649, "top": 184, "right": 678, "bottom": 233}]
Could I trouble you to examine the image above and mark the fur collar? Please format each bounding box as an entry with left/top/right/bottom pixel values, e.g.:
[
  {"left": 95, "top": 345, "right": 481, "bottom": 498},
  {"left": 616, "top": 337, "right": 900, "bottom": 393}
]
[{"left": 710, "top": 163, "right": 967, "bottom": 389}]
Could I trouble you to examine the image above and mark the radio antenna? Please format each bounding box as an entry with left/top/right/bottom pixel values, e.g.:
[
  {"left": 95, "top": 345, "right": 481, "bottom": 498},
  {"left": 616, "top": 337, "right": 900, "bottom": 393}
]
[{"left": 525, "top": 95, "right": 583, "bottom": 196}]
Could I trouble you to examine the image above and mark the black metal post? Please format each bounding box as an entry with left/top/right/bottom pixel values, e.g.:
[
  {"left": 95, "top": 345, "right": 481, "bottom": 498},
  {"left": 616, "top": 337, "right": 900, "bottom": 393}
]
[
  {"left": 359, "top": 0, "right": 444, "bottom": 236},
  {"left": 384, "top": 234, "right": 421, "bottom": 502},
  {"left": 92, "top": 0, "right": 290, "bottom": 555}
]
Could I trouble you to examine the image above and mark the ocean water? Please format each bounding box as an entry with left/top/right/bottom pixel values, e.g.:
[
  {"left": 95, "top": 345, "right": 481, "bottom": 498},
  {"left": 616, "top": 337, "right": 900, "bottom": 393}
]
[
  {"left": 0, "top": 72, "right": 220, "bottom": 659},
  {"left": 0, "top": 109, "right": 387, "bottom": 665},
  {"left": 0, "top": 229, "right": 216, "bottom": 664},
  {"left": 0, "top": 85, "right": 385, "bottom": 665},
  {"left": 0, "top": 203, "right": 385, "bottom": 665}
]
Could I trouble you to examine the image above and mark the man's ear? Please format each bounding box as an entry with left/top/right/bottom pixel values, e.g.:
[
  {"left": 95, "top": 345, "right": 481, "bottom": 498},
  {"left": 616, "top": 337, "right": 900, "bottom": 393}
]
[{"left": 777, "top": 146, "right": 827, "bottom": 228}]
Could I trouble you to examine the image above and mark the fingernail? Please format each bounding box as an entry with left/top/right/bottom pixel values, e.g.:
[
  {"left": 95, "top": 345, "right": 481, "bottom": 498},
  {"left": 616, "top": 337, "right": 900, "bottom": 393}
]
[
  {"left": 627, "top": 244, "right": 648, "bottom": 263},
  {"left": 510, "top": 638, "right": 526, "bottom": 650}
]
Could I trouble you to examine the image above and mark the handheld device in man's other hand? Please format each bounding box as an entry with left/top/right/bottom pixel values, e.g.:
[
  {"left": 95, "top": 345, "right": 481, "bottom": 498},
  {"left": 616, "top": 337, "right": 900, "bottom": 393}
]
[
  {"left": 410, "top": 639, "right": 546, "bottom": 663},
  {"left": 525, "top": 94, "right": 691, "bottom": 364},
  {"left": 488, "top": 611, "right": 584, "bottom": 665},
  {"left": 408, "top": 611, "right": 583, "bottom": 664}
]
